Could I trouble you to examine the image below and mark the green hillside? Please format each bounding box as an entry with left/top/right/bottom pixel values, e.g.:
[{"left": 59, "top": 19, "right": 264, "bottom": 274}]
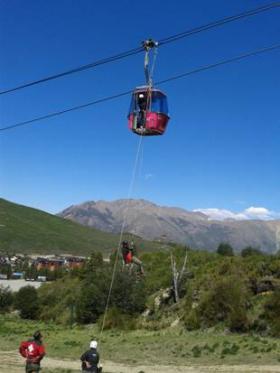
[
  {"left": 0, "top": 198, "right": 158, "bottom": 255},
  {"left": 0, "top": 198, "right": 120, "bottom": 255}
]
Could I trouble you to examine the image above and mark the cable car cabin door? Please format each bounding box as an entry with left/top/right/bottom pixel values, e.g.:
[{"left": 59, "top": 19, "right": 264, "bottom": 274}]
[{"left": 128, "top": 87, "right": 170, "bottom": 136}]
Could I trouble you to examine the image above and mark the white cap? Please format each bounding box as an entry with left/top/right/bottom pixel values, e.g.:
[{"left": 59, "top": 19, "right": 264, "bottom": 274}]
[{"left": 90, "top": 340, "right": 97, "bottom": 349}]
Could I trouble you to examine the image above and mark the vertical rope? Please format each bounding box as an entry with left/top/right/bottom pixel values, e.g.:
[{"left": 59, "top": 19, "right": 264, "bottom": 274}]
[
  {"left": 149, "top": 47, "right": 158, "bottom": 85},
  {"left": 137, "top": 137, "right": 145, "bottom": 183},
  {"left": 99, "top": 134, "right": 144, "bottom": 337}
]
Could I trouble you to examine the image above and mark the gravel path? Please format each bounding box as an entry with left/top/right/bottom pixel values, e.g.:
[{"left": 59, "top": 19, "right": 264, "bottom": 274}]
[{"left": 2, "top": 350, "right": 280, "bottom": 373}]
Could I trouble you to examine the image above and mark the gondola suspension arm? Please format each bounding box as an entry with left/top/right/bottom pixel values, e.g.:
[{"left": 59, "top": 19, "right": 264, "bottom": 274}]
[{"left": 142, "top": 39, "right": 158, "bottom": 87}]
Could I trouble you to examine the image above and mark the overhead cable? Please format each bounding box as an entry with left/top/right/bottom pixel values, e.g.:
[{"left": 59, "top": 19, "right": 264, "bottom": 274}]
[
  {"left": 1, "top": 43, "right": 279, "bottom": 132},
  {"left": 0, "top": 2, "right": 279, "bottom": 96}
]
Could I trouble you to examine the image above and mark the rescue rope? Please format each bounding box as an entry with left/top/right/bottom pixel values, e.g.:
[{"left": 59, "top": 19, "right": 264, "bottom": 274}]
[
  {"left": 99, "top": 134, "right": 144, "bottom": 337},
  {"left": 149, "top": 47, "right": 158, "bottom": 86}
]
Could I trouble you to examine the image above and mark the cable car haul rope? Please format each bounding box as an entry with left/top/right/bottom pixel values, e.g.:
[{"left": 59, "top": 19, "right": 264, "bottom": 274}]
[
  {"left": 1, "top": 43, "right": 279, "bottom": 133},
  {"left": 0, "top": 2, "right": 278, "bottom": 96}
]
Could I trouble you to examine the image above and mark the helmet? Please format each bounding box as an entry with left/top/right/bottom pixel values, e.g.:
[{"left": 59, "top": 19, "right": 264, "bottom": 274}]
[{"left": 90, "top": 340, "right": 98, "bottom": 349}]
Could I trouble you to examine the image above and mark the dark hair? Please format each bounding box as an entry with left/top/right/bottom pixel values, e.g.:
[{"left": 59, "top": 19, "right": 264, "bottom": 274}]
[{"left": 33, "top": 331, "right": 42, "bottom": 340}]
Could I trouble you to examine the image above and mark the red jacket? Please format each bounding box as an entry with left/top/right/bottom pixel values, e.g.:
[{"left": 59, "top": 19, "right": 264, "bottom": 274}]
[{"left": 19, "top": 340, "right": 46, "bottom": 363}]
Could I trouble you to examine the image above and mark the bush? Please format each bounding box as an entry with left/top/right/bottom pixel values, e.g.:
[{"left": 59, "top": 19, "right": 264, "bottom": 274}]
[
  {"left": 263, "top": 290, "right": 280, "bottom": 336},
  {"left": 217, "top": 243, "right": 234, "bottom": 257},
  {"left": 110, "top": 271, "right": 147, "bottom": 314},
  {"left": 184, "top": 309, "right": 201, "bottom": 330},
  {"left": 99, "top": 307, "right": 137, "bottom": 330},
  {"left": 193, "top": 275, "right": 249, "bottom": 331},
  {"left": 76, "top": 281, "right": 108, "bottom": 324},
  {"left": 241, "top": 247, "right": 263, "bottom": 257},
  {"left": 14, "top": 286, "right": 39, "bottom": 319},
  {"left": 0, "top": 285, "right": 13, "bottom": 313},
  {"left": 38, "top": 277, "right": 81, "bottom": 324}
]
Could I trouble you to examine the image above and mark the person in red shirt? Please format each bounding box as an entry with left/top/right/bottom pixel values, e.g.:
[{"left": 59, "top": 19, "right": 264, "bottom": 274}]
[
  {"left": 19, "top": 331, "right": 46, "bottom": 373},
  {"left": 121, "top": 240, "right": 144, "bottom": 275}
]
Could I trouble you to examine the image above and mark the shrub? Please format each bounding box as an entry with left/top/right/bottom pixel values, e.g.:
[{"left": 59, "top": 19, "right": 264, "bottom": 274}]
[
  {"left": 14, "top": 286, "right": 39, "bottom": 319},
  {"left": 241, "top": 247, "right": 263, "bottom": 257},
  {"left": 263, "top": 290, "right": 280, "bottom": 336},
  {"left": 0, "top": 285, "right": 13, "bottom": 313},
  {"left": 193, "top": 275, "right": 249, "bottom": 331},
  {"left": 217, "top": 243, "right": 234, "bottom": 257},
  {"left": 184, "top": 309, "right": 201, "bottom": 331},
  {"left": 76, "top": 281, "right": 108, "bottom": 324},
  {"left": 38, "top": 277, "right": 81, "bottom": 324},
  {"left": 110, "top": 271, "right": 147, "bottom": 314},
  {"left": 192, "top": 345, "right": 202, "bottom": 357},
  {"left": 99, "top": 307, "right": 137, "bottom": 330}
]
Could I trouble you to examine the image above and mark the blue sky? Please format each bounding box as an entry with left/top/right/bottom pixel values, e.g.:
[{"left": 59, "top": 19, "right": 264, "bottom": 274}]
[{"left": 0, "top": 0, "right": 280, "bottom": 216}]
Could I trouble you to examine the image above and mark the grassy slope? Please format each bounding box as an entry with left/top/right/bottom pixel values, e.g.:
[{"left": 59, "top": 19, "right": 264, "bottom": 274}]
[
  {"left": 0, "top": 198, "right": 120, "bottom": 255},
  {"left": 0, "top": 199, "right": 163, "bottom": 255},
  {"left": 1, "top": 315, "right": 280, "bottom": 366}
]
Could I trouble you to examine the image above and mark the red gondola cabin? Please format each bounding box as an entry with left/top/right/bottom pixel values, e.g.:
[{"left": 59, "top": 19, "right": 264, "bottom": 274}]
[{"left": 128, "top": 86, "right": 170, "bottom": 136}]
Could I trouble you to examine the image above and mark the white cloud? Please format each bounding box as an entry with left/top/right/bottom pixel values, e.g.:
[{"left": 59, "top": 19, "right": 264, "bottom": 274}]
[
  {"left": 244, "top": 207, "right": 270, "bottom": 219},
  {"left": 194, "top": 206, "right": 280, "bottom": 221}
]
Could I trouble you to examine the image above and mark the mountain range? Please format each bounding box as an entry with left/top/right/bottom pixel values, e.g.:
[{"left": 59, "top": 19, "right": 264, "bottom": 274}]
[{"left": 59, "top": 199, "right": 280, "bottom": 253}]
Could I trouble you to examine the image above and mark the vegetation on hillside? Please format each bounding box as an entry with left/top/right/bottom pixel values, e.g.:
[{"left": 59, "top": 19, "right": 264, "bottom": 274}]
[{"left": 2, "top": 243, "right": 280, "bottom": 340}]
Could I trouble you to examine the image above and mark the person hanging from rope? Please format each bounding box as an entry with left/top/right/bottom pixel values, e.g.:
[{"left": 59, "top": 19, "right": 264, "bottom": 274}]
[
  {"left": 80, "top": 340, "right": 102, "bottom": 373},
  {"left": 121, "top": 240, "right": 144, "bottom": 275},
  {"left": 19, "top": 330, "right": 46, "bottom": 373}
]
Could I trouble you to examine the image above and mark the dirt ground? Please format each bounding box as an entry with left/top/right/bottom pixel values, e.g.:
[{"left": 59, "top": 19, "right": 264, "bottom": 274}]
[
  {"left": 0, "top": 279, "right": 42, "bottom": 292},
  {"left": 2, "top": 350, "right": 280, "bottom": 373}
]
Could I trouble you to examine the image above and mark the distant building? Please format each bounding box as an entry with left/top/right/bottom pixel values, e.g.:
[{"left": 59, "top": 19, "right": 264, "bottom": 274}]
[
  {"left": 35, "top": 258, "right": 64, "bottom": 272},
  {"left": 33, "top": 256, "right": 85, "bottom": 272},
  {"left": 65, "top": 256, "right": 85, "bottom": 269}
]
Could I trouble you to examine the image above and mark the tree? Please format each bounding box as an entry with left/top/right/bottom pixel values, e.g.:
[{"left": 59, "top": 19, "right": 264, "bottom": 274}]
[
  {"left": 0, "top": 264, "right": 12, "bottom": 279},
  {"left": 0, "top": 286, "right": 13, "bottom": 313},
  {"left": 170, "top": 248, "right": 188, "bottom": 303},
  {"left": 25, "top": 264, "right": 38, "bottom": 280},
  {"left": 38, "top": 276, "right": 81, "bottom": 324},
  {"left": 217, "top": 243, "right": 234, "bottom": 257},
  {"left": 85, "top": 251, "right": 104, "bottom": 273},
  {"left": 193, "top": 275, "right": 249, "bottom": 331},
  {"left": 263, "top": 290, "right": 280, "bottom": 336},
  {"left": 110, "top": 271, "right": 147, "bottom": 314},
  {"left": 14, "top": 286, "right": 39, "bottom": 319},
  {"left": 76, "top": 282, "right": 108, "bottom": 324},
  {"left": 241, "top": 246, "right": 262, "bottom": 257}
]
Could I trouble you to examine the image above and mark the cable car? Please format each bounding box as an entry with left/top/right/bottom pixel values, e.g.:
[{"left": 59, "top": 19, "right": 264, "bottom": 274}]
[
  {"left": 128, "top": 39, "right": 170, "bottom": 136},
  {"left": 128, "top": 86, "right": 169, "bottom": 136}
]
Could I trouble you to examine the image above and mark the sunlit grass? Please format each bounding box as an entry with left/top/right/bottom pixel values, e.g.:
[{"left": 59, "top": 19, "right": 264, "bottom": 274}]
[{"left": 1, "top": 314, "right": 280, "bottom": 366}]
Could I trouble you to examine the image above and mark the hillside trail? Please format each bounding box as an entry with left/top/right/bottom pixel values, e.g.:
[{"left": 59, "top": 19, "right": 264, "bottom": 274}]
[{"left": 2, "top": 350, "right": 280, "bottom": 373}]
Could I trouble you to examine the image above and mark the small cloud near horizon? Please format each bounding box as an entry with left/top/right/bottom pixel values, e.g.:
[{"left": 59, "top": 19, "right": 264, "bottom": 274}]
[{"left": 194, "top": 206, "right": 280, "bottom": 221}]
